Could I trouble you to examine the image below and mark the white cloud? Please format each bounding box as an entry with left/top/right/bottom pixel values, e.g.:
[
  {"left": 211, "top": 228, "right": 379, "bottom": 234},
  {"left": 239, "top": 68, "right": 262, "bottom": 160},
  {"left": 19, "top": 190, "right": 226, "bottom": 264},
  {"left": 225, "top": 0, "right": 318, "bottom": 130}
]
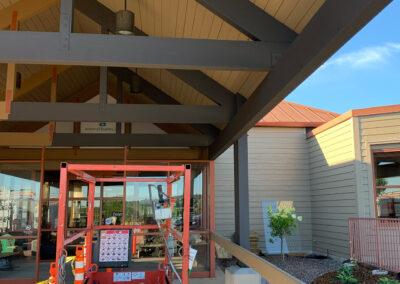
[{"left": 322, "top": 42, "right": 400, "bottom": 69}]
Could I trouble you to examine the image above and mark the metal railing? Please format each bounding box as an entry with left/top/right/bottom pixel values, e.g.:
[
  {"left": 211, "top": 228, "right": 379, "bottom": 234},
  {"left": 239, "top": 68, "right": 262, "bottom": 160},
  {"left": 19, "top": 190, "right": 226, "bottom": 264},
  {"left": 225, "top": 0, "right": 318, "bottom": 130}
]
[{"left": 349, "top": 217, "right": 400, "bottom": 272}]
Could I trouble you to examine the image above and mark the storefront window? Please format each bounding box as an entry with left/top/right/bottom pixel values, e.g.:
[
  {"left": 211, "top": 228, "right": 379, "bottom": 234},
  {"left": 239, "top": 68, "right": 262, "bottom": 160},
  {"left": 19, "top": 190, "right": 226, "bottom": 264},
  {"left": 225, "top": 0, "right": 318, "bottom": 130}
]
[
  {"left": 40, "top": 232, "right": 57, "bottom": 260},
  {"left": 374, "top": 151, "right": 400, "bottom": 218},
  {"left": 103, "top": 183, "right": 123, "bottom": 198},
  {"left": 0, "top": 163, "right": 41, "bottom": 235},
  {"left": 42, "top": 200, "right": 58, "bottom": 229},
  {"left": 170, "top": 162, "right": 209, "bottom": 231},
  {"left": 68, "top": 200, "right": 100, "bottom": 228},
  {"left": 101, "top": 200, "right": 123, "bottom": 225},
  {"left": 0, "top": 237, "right": 38, "bottom": 279},
  {"left": 125, "top": 181, "right": 166, "bottom": 225}
]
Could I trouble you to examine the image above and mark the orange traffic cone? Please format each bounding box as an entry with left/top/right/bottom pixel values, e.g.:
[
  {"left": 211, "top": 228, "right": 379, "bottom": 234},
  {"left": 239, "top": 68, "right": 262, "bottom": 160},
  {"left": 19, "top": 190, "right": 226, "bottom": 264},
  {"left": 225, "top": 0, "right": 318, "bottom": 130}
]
[
  {"left": 49, "top": 262, "right": 56, "bottom": 284},
  {"left": 74, "top": 246, "right": 85, "bottom": 284}
]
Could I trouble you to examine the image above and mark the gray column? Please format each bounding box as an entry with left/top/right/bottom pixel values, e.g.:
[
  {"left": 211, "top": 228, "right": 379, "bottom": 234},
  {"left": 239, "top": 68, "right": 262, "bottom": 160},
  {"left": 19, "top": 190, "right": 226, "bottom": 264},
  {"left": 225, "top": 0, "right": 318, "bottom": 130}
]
[
  {"left": 234, "top": 132, "right": 250, "bottom": 250},
  {"left": 116, "top": 76, "right": 123, "bottom": 134},
  {"left": 59, "top": 0, "right": 74, "bottom": 51},
  {"left": 99, "top": 66, "right": 108, "bottom": 106}
]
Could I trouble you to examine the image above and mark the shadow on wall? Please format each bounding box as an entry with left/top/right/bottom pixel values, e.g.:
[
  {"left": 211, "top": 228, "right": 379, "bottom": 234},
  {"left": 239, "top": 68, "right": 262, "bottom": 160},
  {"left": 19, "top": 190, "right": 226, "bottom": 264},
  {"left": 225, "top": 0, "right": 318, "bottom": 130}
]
[{"left": 310, "top": 126, "right": 360, "bottom": 259}]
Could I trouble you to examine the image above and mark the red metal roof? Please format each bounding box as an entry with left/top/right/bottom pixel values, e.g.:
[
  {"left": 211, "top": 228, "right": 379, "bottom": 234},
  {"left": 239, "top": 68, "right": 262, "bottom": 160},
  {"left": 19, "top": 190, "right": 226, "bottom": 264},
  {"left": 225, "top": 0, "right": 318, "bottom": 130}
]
[{"left": 257, "top": 101, "right": 339, "bottom": 128}]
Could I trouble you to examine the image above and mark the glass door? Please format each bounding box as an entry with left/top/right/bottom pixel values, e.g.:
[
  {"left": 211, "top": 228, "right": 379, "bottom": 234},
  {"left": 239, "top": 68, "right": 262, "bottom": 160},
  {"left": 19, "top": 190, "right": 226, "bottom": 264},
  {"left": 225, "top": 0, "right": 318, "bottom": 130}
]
[{"left": 0, "top": 162, "right": 41, "bottom": 282}]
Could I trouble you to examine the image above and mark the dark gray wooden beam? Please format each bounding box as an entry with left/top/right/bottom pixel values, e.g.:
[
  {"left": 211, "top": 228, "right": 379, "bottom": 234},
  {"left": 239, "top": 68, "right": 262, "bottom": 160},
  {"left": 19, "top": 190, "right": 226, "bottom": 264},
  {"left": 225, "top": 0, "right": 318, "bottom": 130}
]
[
  {"left": 0, "top": 31, "right": 286, "bottom": 71},
  {"left": 60, "top": 0, "right": 74, "bottom": 52},
  {"left": 209, "top": 0, "right": 392, "bottom": 159},
  {"left": 109, "top": 67, "right": 178, "bottom": 105},
  {"left": 234, "top": 133, "right": 250, "bottom": 250},
  {"left": 52, "top": 133, "right": 213, "bottom": 147},
  {"left": 99, "top": 66, "right": 107, "bottom": 105},
  {"left": 115, "top": 76, "right": 123, "bottom": 134},
  {"left": 109, "top": 67, "right": 221, "bottom": 137},
  {"left": 196, "top": 0, "right": 297, "bottom": 42},
  {"left": 8, "top": 102, "right": 231, "bottom": 123},
  {"left": 75, "top": 0, "right": 255, "bottom": 107},
  {"left": 167, "top": 69, "right": 235, "bottom": 107}
]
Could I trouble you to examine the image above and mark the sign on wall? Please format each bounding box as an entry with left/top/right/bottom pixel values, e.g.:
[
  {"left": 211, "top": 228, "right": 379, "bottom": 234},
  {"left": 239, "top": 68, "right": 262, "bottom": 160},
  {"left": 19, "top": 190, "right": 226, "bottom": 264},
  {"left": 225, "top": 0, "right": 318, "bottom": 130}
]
[{"left": 81, "top": 122, "right": 116, "bottom": 134}]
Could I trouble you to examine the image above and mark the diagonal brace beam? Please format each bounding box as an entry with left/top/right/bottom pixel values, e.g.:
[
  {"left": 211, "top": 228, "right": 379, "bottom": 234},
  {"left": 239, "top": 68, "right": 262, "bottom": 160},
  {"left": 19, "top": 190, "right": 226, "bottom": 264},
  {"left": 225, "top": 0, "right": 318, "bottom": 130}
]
[
  {"left": 196, "top": 0, "right": 297, "bottom": 42},
  {"left": 209, "top": 0, "right": 392, "bottom": 159},
  {"left": 109, "top": 67, "right": 221, "bottom": 137}
]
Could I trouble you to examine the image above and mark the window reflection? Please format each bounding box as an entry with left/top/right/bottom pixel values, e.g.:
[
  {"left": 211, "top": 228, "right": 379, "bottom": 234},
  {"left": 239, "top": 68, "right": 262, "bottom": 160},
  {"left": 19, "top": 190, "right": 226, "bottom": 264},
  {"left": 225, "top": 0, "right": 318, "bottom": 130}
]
[
  {"left": 0, "top": 238, "right": 37, "bottom": 279},
  {"left": 374, "top": 151, "right": 400, "bottom": 218},
  {"left": 68, "top": 200, "right": 100, "bottom": 228},
  {"left": 102, "top": 200, "right": 123, "bottom": 225},
  {"left": 42, "top": 200, "right": 58, "bottom": 229},
  {"left": 103, "top": 183, "right": 123, "bottom": 198},
  {"left": 125, "top": 181, "right": 165, "bottom": 225},
  {"left": 0, "top": 164, "right": 41, "bottom": 235}
]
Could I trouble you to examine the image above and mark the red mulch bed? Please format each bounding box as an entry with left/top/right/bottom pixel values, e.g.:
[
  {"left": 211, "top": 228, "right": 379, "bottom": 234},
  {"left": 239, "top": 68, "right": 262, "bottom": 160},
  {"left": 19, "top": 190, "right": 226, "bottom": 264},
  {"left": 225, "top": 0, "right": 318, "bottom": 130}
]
[{"left": 311, "top": 265, "right": 399, "bottom": 284}]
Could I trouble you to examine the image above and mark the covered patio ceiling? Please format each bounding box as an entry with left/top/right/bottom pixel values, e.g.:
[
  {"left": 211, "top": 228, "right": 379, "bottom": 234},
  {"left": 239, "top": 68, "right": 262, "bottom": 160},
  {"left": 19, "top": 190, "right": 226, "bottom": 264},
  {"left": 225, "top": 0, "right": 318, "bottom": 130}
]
[{"left": 0, "top": 0, "right": 392, "bottom": 160}]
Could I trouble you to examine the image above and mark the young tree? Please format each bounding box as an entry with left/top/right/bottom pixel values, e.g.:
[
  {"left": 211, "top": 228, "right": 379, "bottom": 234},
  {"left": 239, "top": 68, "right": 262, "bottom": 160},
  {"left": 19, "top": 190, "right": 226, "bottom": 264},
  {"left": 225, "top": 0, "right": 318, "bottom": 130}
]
[{"left": 267, "top": 205, "right": 302, "bottom": 263}]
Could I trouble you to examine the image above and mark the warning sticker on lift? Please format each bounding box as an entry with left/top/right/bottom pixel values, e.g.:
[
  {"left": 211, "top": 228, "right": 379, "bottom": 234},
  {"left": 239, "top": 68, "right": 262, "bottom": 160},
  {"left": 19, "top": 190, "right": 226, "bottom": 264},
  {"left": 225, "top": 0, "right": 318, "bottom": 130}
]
[
  {"left": 99, "top": 230, "right": 130, "bottom": 263},
  {"left": 113, "top": 272, "right": 131, "bottom": 282},
  {"left": 132, "top": 272, "right": 145, "bottom": 279},
  {"left": 112, "top": 272, "right": 146, "bottom": 282},
  {"left": 188, "top": 247, "right": 198, "bottom": 270}
]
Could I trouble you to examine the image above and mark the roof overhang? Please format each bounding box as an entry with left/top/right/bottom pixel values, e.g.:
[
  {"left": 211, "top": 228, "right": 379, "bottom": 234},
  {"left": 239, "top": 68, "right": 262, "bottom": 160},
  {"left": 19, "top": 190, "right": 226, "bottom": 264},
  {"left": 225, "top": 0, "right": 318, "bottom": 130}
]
[{"left": 0, "top": 0, "right": 392, "bottom": 159}]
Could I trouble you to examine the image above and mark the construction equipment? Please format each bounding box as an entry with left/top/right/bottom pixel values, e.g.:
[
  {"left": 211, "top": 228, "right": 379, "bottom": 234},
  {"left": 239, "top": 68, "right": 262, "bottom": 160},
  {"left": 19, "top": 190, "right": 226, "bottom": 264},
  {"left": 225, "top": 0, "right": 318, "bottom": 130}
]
[{"left": 52, "top": 163, "right": 192, "bottom": 284}]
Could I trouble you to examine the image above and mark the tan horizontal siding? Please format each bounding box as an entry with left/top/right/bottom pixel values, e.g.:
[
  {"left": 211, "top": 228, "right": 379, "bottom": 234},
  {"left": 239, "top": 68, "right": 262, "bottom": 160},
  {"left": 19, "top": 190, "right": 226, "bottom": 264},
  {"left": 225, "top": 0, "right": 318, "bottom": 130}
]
[
  {"left": 357, "top": 113, "right": 400, "bottom": 219},
  {"left": 308, "top": 119, "right": 356, "bottom": 259},
  {"left": 215, "top": 127, "right": 312, "bottom": 253}
]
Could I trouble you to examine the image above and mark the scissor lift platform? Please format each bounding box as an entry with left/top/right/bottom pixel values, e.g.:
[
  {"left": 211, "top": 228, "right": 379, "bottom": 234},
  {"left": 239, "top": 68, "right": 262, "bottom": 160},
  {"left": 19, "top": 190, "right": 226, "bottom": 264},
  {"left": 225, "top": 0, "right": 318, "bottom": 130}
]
[{"left": 54, "top": 163, "right": 192, "bottom": 284}]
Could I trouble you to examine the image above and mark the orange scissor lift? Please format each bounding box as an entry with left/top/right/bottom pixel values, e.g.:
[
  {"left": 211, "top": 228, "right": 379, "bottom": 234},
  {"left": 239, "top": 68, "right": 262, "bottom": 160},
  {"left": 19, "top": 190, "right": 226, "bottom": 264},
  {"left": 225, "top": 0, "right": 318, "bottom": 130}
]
[{"left": 53, "top": 163, "right": 192, "bottom": 284}]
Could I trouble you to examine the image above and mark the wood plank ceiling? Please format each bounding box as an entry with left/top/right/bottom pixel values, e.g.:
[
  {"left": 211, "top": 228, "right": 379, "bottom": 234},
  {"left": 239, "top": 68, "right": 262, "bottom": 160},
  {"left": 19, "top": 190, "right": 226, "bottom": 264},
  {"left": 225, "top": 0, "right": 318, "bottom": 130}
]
[{"left": 0, "top": 0, "right": 325, "bottom": 131}]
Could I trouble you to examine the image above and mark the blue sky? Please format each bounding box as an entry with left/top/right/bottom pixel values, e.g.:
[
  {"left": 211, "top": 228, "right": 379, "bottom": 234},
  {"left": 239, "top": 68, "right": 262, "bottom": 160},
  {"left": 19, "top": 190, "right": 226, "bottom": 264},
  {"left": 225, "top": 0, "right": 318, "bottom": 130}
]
[{"left": 286, "top": 1, "right": 400, "bottom": 114}]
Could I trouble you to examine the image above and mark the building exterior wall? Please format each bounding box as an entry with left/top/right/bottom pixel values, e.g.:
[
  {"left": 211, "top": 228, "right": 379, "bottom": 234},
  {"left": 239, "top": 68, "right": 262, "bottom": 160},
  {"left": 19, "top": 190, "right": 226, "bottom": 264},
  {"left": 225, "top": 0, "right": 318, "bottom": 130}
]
[
  {"left": 355, "top": 112, "right": 400, "bottom": 218},
  {"left": 308, "top": 118, "right": 358, "bottom": 258},
  {"left": 215, "top": 127, "right": 312, "bottom": 253}
]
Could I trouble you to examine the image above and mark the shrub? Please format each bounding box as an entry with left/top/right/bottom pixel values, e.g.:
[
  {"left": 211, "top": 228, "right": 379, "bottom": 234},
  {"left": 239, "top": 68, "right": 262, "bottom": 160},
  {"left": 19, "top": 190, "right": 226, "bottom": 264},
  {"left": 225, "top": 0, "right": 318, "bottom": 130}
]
[
  {"left": 334, "top": 265, "right": 358, "bottom": 284},
  {"left": 378, "top": 277, "right": 400, "bottom": 284},
  {"left": 266, "top": 205, "right": 302, "bottom": 263}
]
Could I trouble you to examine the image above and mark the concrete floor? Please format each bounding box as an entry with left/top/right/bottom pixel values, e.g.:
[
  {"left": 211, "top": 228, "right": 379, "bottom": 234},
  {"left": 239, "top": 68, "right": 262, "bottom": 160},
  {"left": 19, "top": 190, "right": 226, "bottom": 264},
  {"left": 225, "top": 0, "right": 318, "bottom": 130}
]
[
  {"left": 185, "top": 267, "right": 225, "bottom": 284},
  {"left": 0, "top": 257, "right": 226, "bottom": 283}
]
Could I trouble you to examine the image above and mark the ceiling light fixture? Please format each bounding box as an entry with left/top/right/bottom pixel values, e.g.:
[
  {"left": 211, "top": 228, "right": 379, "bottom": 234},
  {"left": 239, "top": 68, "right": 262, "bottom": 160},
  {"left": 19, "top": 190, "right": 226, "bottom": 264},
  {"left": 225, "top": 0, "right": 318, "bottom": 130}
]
[{"left": 116, "top": 0, "right": 134, "bottom": 35}]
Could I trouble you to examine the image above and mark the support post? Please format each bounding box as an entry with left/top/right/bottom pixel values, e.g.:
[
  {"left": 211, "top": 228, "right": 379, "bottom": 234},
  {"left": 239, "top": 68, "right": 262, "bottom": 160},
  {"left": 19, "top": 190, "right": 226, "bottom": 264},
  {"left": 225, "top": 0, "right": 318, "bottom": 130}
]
[
  {"left": 99, "top": 66, "right": 108, "bottom": 107},
  {"left": 116, "top": 76, "right": 122, "bottom": 134},
  {"left": 182, "top": 164, "right": 191, "bottom": 284},
  {"left": 233, "top": 133, "right": 250, "bottom": 250},
  {"left": 164, "top": 179, "right": 173, "bottom": 271},
  {"left": 35, "top": 147, "right": 45, "bottom": 282},
  {"left": 4, "top": 11, "right": 18, "bottom": 115},
  {"left": 209, "top": 161, "right": 216, "bottom": 277},
  {"left": 55, "top": 163, "right": 68, "bottom": 282},
  {"left": 59, "top": 0, "right": 73, "bottom": 51},
  {"left": 86, "top": 181, "right": 95, "bottom": 271},
  {"left": 49, "top": 66, "right": 57, "bottom": 142}
]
